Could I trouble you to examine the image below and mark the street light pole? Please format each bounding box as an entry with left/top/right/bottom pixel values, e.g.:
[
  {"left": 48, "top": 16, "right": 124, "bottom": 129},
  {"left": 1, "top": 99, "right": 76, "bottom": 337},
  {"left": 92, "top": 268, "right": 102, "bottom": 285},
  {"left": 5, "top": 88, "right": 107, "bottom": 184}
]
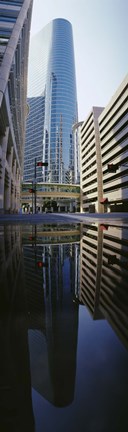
[
  {"left": 34, "top": 157, "right": 37, "bottom": 213},
  {"left": 34, "top": 158, "right": 48, "bottom": 213},
  {"left": 32, "top": 181, "right": 34, "bottom": 214}
]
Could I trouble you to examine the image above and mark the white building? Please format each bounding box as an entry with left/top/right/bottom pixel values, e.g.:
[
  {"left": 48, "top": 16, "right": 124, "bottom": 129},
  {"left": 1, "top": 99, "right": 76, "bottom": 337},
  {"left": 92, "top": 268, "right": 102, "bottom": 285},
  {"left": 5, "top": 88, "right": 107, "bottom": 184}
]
[
  {"left": 72, "top": 121, "right": 83, "bottom": 184},
  {"left": 80, "top": 107, "right": 104, "bottom": 213},
  {"left": 98, "top": 74, "right": 128, "bottom": 212}
]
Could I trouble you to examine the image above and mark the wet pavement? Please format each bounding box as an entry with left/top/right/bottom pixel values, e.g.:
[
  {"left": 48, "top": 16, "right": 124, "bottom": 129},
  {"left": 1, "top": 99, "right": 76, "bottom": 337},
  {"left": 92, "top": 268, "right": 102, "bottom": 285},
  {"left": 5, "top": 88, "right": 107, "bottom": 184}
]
[
  {"left": 0, "top": 219, "right": 128, "bottom": 431},
  {"left": 0, "top": 211, "right": 128, "bottom": 225}
]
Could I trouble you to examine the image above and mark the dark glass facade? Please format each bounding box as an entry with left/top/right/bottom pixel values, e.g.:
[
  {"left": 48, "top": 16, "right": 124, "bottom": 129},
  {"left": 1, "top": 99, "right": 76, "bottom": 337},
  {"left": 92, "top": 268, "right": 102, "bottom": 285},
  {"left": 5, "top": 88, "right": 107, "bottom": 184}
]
[{"left": 24, "top": 18, "right": 78, "bottom": 183}]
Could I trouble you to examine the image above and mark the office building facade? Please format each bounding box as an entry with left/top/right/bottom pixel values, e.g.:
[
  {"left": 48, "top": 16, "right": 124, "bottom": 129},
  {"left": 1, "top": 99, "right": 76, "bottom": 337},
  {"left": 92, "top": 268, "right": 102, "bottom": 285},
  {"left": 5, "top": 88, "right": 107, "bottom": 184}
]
[
  {"left": 80, "top": 74, "right": 128, "bottom": 214},
  {"left": 98, "top": 74, "right": 128, "bottom": 212},
  {"left": 24, "top": 18, "right": 78, "bottom": 184},
  {"left": 0, "top": 0, "right": 33, "bottom": 213}
]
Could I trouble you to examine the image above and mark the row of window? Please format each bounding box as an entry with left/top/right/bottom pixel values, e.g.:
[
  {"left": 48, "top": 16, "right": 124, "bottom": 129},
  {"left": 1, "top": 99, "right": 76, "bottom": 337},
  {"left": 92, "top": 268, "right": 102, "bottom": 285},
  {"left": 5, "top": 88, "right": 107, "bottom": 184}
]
[
  {"left": 2, "top": 1, "right": 22, "bottom": 5},
  {"left": 103, "top": 179, "right": 128, "bottom": 193},
  {"left": 99, "top": 98, "right": 128, "bottom": 143},
  {"left": 99, "top": 84, "right": 128, "bottom": 129},
  {"left": 82, "top": 160, "right": 96, "bottom": 173},
  {"left": 100, "top": 112, "right": 128, "bottom": 150},
  {"left": 81, "top": 141, "right": 95, "bottom": 158},
  {"left": 81, "top": 124, "right": 94, "bottom": 146}
]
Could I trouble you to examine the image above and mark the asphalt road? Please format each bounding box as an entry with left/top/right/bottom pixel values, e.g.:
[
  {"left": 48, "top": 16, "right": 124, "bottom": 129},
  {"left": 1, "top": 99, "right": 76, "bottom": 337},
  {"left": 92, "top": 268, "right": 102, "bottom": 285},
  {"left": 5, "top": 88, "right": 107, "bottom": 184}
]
[{"left": 0, "top": 212, "right": 128, "bottom": 225}]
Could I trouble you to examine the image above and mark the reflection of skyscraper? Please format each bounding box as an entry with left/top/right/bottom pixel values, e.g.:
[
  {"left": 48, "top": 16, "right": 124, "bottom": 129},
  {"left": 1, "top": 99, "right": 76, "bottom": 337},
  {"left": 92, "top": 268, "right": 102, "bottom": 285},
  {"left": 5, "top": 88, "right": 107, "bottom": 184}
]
[
  {"left": 23, "top": 238, "right": 80, "bottom": 407},
  {"left": 24, "top": 18, "right": 78, "bottom": 183}
]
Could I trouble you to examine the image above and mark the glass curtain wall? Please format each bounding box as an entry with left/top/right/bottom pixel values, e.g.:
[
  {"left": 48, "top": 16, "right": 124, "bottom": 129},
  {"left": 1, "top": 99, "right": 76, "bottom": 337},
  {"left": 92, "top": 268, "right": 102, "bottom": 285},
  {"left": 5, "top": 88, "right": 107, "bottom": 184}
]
[{"left": 24, "top": 18, "right": 78, "bottom": 183}]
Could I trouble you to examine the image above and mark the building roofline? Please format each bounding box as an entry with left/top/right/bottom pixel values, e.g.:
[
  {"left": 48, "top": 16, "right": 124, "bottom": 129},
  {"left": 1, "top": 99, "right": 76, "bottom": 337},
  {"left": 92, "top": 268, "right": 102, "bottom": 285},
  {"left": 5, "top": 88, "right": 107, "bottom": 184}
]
[
  {"left": 98, "top": 73, "right": 128, "bottom": 122},
  {"left": 81, "top": 106, "right": 104, "bottom": 130}
]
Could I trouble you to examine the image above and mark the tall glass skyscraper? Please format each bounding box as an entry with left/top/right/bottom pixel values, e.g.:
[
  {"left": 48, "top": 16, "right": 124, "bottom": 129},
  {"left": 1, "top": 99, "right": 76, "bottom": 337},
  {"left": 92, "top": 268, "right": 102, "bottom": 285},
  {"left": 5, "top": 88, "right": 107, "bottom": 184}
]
[{"left": 24, "top": 18, "right": 78, "bottom": 183}]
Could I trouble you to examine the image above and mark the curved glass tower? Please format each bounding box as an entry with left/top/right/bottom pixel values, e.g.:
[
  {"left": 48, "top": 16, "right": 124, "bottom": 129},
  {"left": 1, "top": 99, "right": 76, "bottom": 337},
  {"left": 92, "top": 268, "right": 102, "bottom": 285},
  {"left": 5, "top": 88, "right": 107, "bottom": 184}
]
[{"left": 24, "top": 18, "right": 78, "bottom": 183}]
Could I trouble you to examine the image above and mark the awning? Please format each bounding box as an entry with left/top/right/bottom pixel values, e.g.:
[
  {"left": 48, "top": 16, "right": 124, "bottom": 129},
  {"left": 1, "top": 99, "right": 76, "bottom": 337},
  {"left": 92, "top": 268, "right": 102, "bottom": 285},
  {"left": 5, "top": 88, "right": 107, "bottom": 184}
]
[{"left": 100, "top": 198, "right": 108, "bottom": 204}]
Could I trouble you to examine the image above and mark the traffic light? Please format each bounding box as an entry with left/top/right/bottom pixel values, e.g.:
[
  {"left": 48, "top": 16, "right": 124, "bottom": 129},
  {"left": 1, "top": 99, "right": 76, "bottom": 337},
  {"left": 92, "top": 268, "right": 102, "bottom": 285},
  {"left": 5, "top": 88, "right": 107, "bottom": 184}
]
[
  {"left": 29, "top": 235, "right": 35, "bottom": 241},
  {"left": 29, "top": 188, "right": 35, "bottom": 193},
  {"left": 37, "top": 162, "right": 48, "bottom": 167},
  {"left": 107, "top": 164, "right": 117, "bottom": 172},
  {"left": 100, "top": 224, "right": 108, "bottom": 231},
  {"left": 37, "top": 261, "right": 48, "bottom": 268}
]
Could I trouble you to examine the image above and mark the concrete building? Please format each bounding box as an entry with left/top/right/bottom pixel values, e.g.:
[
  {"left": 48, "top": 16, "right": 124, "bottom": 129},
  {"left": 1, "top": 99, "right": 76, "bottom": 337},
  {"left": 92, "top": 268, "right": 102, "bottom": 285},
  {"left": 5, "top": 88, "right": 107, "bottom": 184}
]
[
  {"left": 80, "top": 107, "right": 104, "bottom": 213},
  {"left": 72, "top": 121, "right": 83, "bottom": 184},
  {"left": 0, "top": 0, "right": 33, "bottom": 213},
  {"left": 98, "top": 74, "right": 128, "bottom": 212},
  {"left": 23, "top": 18, "right": 78, "bottom": 185},
  {"left": 80, "top": 74, "right": 128, "bottom": 214}
]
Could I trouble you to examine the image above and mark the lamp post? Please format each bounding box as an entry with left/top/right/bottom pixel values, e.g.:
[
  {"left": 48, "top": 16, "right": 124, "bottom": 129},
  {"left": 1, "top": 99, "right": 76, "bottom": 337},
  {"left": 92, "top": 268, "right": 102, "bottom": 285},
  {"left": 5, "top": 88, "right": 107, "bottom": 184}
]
[
  {"left": 29, "top": 184, "right": 35, "bottom": 213},
  {"left": 32, "top": 181, "right": 34, "bottom": 213},
  {"left": 34, "top": 158, "right": 48, "bottom": 213},
  {"left": 34, "top": 157, "right": 37, "bottom": 214}
]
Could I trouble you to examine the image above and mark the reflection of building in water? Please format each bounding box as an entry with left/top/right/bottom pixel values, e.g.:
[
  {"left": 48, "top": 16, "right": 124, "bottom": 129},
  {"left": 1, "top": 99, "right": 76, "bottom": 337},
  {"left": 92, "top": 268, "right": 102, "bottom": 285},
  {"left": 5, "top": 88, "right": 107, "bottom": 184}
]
[
  {"left": 22, "top": 224, "right": 80, "bottom": 245},
  {"left": 99, "top": 225, "right": 128, "bottom": 350},
  {"left": 80, "top": 223, "right": 128, "bottom": 349},
  {"left": 23, "top": 239, "right": 80, "bottom": 407},
  {"left": 0, "top": 226, "right": 35, "bottom": 432},
  {"left": 0, "top": 225, "right": 21, "bottom": 290},
  {"left": 23, "top": 244, "right": 46, "bottom": 330},
  {"left": 80, "top": 224, "right": 103, "bottom": 319}
]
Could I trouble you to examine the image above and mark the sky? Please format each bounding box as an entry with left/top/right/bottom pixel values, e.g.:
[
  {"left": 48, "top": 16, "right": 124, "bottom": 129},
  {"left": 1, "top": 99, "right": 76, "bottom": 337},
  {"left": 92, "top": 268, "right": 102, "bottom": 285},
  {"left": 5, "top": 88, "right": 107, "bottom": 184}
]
[{"left": 30, "top": 0, "right": 128, "bottom": 121}]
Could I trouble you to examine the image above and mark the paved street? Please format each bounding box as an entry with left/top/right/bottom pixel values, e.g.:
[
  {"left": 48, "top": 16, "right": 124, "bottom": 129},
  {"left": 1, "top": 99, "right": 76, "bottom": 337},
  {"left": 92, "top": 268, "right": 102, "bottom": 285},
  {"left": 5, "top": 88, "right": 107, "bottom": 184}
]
[{"left": 0, "top": 212, "right": 128, "bottom": 225}]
